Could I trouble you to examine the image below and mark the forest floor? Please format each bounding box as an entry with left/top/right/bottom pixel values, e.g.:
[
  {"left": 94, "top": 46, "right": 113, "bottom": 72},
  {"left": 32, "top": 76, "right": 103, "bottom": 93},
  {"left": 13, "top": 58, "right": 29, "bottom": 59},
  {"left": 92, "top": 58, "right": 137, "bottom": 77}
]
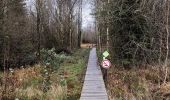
[
  {"left": 0, "top": 48, "right": 89, "bottom": 100},
  {"left": 107, "top": 67, "right": 170, "bottom": 100},
  {"left": 1, "top": 47, "right": 170, "bottom": 100},
  {"left": 97, "top": 51, "right": 170, "bottom": 100}
]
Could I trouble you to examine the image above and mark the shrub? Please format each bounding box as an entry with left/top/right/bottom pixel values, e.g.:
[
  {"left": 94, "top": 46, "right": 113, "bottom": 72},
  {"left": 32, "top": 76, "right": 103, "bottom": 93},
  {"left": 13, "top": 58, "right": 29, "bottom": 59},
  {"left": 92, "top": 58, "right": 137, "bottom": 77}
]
[{"left": 41, "top": 48, "right": 59, "bottom": 70}]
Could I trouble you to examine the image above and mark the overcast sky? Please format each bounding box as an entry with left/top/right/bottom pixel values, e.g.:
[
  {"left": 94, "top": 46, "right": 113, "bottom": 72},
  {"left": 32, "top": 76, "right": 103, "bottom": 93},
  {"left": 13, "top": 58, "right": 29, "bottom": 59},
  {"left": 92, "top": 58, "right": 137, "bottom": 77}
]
[
  {"left": 25, "top": 0, "right": 94, "bottom": 29},
  {"left": 82, "top": 0, "right": 94, "bottom": 29}
]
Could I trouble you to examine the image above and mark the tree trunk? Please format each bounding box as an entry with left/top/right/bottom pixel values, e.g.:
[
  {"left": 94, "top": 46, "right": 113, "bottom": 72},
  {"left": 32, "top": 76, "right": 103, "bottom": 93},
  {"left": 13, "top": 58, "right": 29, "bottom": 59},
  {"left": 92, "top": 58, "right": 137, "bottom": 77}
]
[{"left": 163, "top": 0, "right": 170, "bottom": 84}]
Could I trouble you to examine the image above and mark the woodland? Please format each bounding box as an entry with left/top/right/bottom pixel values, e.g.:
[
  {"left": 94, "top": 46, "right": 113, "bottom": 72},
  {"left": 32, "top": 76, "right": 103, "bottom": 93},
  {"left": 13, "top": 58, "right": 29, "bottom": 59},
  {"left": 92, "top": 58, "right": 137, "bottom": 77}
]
[
  {"left": 94, "top": 0, "right": 170, "bottom": 99},
  {"left": 0, "top": 0, "right": 83, "bottom": 68},
  {"left": 0, "top": 0, "right": 170, "bottom": 99},
  {"left": 95, "top": 0, "right": 170, "bottom": 67}
]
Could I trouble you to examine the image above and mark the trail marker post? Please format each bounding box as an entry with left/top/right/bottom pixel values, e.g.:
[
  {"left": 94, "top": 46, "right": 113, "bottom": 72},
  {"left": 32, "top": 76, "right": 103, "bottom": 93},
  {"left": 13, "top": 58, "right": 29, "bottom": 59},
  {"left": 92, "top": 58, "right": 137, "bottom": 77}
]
[
  {"left": 101, "top": 51, "right": 111, "bottom": 86},
  {"left": 101, "top": 59, "right": 111, "bottom": 69},
  {"left": 103, "top": 51, "right": 109, "bottom": 59}
]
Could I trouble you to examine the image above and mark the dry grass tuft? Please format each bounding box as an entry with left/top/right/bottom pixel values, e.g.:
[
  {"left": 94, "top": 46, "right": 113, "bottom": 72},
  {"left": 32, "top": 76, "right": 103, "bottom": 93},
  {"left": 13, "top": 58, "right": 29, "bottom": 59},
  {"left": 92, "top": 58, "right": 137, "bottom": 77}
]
[
  {"left": 15, "top": 86, "right": 43, "bottom": 98},
  {"left": 108, "top": 66, "right": 170, "bottom": 100},
  {"left": 0, "top": 48, "right": 89, "bottom": 100},
  {"left": 0, "top": 64, "right": 66, "bottom": 100},
  {"left": 46, "top": 83, "right": 66, "bottom": 100},
  {"left": 13, "top": 65, "right": 42, "bottom": 83}
]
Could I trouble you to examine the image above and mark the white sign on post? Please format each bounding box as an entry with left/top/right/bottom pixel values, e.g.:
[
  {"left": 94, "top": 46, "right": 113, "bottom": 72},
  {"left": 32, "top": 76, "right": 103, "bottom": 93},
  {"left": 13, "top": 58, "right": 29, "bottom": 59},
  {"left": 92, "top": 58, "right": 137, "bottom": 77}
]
[{"left": 101, "top": 59, "right": 111, "bottom": 69}]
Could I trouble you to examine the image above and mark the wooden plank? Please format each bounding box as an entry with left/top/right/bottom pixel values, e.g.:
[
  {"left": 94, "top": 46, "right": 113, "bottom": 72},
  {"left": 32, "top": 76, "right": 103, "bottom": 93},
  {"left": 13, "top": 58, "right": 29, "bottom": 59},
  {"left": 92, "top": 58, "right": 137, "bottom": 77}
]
[
  {"left": 80, "top": 96, "right": 108, "bottom": 100},
  {"left": 80, "top": 48, "right": 108, "bottom": 100}
]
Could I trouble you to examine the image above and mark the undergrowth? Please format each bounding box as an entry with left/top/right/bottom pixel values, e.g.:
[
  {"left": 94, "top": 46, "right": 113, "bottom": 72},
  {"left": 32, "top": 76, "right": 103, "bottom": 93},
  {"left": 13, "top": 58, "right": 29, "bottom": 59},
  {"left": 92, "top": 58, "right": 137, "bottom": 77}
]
[
  {"left": 97, "top": 50, "right": 170, "bottom": 100},
  {"left": 107, "top": 67, "right": 170, "bottom": 100},
  {"left": 0, "top": 48, "right": 89, "bottom": 100}
]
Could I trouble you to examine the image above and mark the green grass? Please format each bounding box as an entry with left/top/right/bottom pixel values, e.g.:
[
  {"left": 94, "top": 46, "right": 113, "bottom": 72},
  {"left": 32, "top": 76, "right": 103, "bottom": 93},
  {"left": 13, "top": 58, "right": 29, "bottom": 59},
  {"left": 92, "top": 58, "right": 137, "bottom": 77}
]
[
  {"left": 0, "top": 48, "right": 90, "bottom": 100},
  {"left": 58, "top": 48, "right": 90, "bottom": 100}
]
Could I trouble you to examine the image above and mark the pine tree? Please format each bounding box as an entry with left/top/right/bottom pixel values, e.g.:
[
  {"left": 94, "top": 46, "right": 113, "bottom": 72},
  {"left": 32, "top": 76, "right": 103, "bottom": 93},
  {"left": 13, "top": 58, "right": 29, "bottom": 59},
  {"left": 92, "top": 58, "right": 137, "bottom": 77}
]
[
  {"left": 2, "top": 0, "right": 33, "bottom": 67},
  {"left": 0, "top": 0, "right": 4, "bottom": 69}
]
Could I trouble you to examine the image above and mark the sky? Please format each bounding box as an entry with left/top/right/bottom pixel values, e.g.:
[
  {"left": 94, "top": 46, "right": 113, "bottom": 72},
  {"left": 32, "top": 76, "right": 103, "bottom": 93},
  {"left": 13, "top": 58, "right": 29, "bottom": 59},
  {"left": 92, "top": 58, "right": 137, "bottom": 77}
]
[
  {"left": 25, "top": 0, "right": 94, "bottom": 29},
  {"left": 82, "top": 0, "right": 94, "bottom": 29}
]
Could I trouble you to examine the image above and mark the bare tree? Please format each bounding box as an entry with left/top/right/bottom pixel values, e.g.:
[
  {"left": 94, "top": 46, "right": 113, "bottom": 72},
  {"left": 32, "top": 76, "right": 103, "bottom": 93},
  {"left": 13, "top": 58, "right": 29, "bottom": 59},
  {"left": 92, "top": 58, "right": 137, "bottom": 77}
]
[
  {"left": 35, "top": 0, "right": 43, "bottom": 62},
  {"left": 163, "top": 0, "right": 170, "bottom": 84}
]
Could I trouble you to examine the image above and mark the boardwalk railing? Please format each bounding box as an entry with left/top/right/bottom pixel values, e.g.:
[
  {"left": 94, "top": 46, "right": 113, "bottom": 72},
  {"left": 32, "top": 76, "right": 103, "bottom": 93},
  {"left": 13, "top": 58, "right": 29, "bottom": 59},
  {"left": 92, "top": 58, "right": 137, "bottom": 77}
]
[{"left": 80, "top": 48, "right": 108, "bottom": 100}]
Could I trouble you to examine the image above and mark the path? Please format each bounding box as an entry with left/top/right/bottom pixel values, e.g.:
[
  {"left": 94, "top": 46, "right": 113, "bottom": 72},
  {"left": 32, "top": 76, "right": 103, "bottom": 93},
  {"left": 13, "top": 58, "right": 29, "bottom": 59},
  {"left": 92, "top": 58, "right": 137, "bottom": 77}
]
[{"left": 80, "top": 48, "right": 108, "bottom": 100}]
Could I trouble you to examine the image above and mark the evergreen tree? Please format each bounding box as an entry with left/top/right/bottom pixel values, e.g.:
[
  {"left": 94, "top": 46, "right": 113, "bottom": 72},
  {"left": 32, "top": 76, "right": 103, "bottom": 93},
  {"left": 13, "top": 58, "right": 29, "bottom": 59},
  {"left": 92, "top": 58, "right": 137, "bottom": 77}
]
[
  {"left": 1, "top": 0, "right": 34, "bottom": 67},
  {"left": 0, "top": 0, "right": 4, "bottom": 69},
  {"left": 95, "top": 0, "right": 164, "bottom": 67}
]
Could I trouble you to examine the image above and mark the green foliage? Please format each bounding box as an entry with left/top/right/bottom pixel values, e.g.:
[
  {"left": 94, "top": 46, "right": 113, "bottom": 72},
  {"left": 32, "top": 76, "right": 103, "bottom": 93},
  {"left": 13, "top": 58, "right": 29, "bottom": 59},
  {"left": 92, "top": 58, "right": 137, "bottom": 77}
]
[
  {"left": 96, "top": 49, "right": 103, "bottom": 62},
  {"left": 41, "top": 48, "right": 75, "bottom": 71},
  {"left": 0, "top": 0, "right": 33, "bottom": 68},
  {"left": 58, "top": 48, "right": 90, "bottom": 100},
  {"left": 95, "top": 0, "right": 159, "bottom": 67},
  {"left": 110, "top": 0, "right": 149, "bottom": 66},
  {"left": 40, "top": 48, "right": 59, "bottom": 70}
]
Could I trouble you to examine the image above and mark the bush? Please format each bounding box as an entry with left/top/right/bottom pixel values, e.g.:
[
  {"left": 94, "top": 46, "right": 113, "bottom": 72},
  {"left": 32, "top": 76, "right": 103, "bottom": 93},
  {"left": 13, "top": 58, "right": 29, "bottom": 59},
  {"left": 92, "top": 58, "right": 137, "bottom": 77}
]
[{"left": 40, "top": 48, "right": 71, "bottom": 71}]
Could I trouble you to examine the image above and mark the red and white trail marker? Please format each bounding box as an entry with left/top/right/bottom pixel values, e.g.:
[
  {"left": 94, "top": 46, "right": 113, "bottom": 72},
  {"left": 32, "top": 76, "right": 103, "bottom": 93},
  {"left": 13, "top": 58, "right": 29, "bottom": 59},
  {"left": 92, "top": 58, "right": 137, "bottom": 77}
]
[{"left": 101, "top": 59, "right": 111, "bottom": 69}]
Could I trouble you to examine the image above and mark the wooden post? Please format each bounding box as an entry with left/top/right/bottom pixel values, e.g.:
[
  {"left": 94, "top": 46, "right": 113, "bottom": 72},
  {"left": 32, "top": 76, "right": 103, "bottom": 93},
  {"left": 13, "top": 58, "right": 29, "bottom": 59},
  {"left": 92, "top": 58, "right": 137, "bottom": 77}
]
[{"left": 104, "top": 27, "right": 109, "bottom": 87}]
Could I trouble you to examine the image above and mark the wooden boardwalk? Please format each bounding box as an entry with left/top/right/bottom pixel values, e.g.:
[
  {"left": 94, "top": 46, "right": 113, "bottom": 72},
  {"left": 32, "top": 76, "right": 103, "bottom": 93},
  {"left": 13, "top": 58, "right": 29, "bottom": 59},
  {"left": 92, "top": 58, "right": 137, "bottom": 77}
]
[{"left": 80, "top": 48, "right": 108, "bottom": 100}]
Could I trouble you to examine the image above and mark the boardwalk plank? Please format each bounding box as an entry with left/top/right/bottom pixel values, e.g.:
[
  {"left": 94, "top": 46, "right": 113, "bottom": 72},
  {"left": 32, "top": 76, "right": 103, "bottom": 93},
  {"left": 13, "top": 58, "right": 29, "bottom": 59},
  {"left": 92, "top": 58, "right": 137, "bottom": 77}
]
[{"left": 80, "top": 48, "right": 108, "bottom": 100}]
